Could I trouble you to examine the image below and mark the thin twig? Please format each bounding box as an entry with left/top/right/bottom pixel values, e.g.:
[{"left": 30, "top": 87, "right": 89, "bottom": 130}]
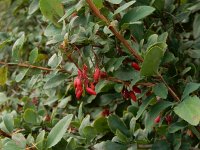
[
  {"left": 157, "top": 73, "right": 180, "bottom": 101},
  {"left": 0, "top": 61, "right": 71, "bottom": 74}
]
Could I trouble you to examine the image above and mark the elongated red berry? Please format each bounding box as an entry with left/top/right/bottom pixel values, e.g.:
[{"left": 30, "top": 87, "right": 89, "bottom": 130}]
[
  {"left": 93, "top": 68, "right": 100, "bottom": 81},
  {"left": 131, "top": 62, "right": 140, "bottom": 71},
  {"left": 86, "top": 87, "right": 96, "bottom": 95},
  {"left": 129, "top": 91, "right": 137, "bottom": 102},
  {"left": 74, "top": 77, "right": 82, "bottom": 89},
  {"left": 154, "top": 116, "right": 161, "bottom": 123},
  {"left": 132, "top": 86, "right": 141, "bottom": 94},
  {"left": 75, "top": 88, "right": 83, "bottom": 99}
]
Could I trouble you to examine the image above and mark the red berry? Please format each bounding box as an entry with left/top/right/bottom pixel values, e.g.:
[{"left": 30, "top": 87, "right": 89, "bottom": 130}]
[
  {"left": 86, "top": 87, "right": 96, "bottom": 95},
  {"left": 78, "top": 69, "right": 82, "bottom": 78},
  {"left": 101, "top": 108, "right": 110, "bottom": 117},
  {"left": 74, "top": 77, "right": 82, "bottom": 88},
  {"left": 122, "top": 89, "right": 130, "bottom": 99},
  {"left": 132, "top": 86, "right": 141, "bottom": 94},
  {"left": 75, "top": 88, "right": 83, "bottom": 99},
  {"left": 90, "top": 82, "right": 95, "bottom": 90},
  {"left": 129, "top": 91, "right": 137, "bottom": 102},
  {"left": 131, "top": 62, "right": 140, "bottom": 71},
  {"left": 165, "top": 115, "right": 172, "bottom": 125},
  {"left": 154, "top": 116, "right": 161, "bottom": 123},
  {"left": 83, "top": 64, "right": 88, "bottom": 71},
  {"left": 93, "top": 68, "right": 100, "bottom": 82},
  {"left": 100, "top": 71, "right": 107, "bottom": 78}
]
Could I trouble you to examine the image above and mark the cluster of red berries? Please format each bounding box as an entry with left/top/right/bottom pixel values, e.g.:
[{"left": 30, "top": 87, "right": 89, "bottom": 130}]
[
  {"left": 154, "top": 115, "right": 172, "bottom": 124},
  {"left": 74, "top": 64, "right": 107, "bottom": 99},
  {"left": 122, "top": 86, "right": 141, "bottom": 102}
]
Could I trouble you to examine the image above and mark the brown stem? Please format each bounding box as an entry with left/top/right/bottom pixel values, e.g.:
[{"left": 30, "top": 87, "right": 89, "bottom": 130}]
[
  {"left": 85, "top": 0, "right": 143, "bottom": 62},
  {"left": 0, "top": 61, "right": 71, "bottom": 74},
  {"left": 157, "top": 73, "right": 180, "bottom": 102},
  {"left": 0, "top": 129, "right": 11, "bottom": 138}
]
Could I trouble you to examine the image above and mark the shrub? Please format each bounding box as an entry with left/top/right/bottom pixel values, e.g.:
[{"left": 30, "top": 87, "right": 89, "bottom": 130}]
[{"left": 0, "top": 0, "right": 200, "bottom": 149}]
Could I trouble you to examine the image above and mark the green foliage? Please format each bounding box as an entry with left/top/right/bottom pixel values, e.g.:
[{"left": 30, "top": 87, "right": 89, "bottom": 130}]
[{"left": 0, "top": 0, "right": 200, "bottom": 149}]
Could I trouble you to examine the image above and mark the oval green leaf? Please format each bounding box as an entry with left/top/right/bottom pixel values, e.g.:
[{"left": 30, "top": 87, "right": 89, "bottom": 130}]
[
  {"left": 141, "top": 43, "right": 167, "bottom": 76},
  {"left": 174, "top": 96, "right": 200, "bottom": 126},
  {"left": 39, "top": 0, "right": 64, "bottom": 26},
  {"left": 46, "top": 114, "right": 73, "bottom": 148}
]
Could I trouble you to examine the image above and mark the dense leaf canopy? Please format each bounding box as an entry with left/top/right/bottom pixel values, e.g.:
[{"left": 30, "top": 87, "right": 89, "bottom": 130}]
[{"left": 0, "top": 0, "right": 200, "bottom": 149}]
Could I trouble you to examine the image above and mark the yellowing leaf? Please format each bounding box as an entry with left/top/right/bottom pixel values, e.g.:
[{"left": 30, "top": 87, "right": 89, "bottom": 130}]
[{"left": 0, "top": 66, "right": 8, "bottom": 86}]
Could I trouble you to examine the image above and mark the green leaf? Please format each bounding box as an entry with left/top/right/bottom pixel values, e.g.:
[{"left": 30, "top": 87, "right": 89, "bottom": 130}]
[
  {"left": 168, "top": 121, "right": 187, "bottom": 133},
  {"left": 106, "top": 0, "right": 122, "bottom": 4},
  {"left": 12, "top": 133, "right": 26, "bottom": 149},
  {"left": 0, "top": 66, "right": 8, "bottom": 86},
  {"left": 29, "top": 47, "right": 38, "bottom": 64},
  {"left": 152, "top": 140, "right": 170, "bottom": 150},
  {"left": 94, "top": 141, "right": 127, "bottom": 150},
  {"left": 182, "top": 82, "right": 200, "bottom": 100},
  {"left": 58, "top": 96, "right": 72, "bottom": 108},
  {"left": 114, "top": 1, "right": 136, "bottom": 15},
  {"left": 15, "top": 68, "right": 29, "bottom": 82},
  {"left": 82, "top": 126, "right": 97, "bottom": 141},
  {"left": 46, "top": 114, "right": 73, "bottom": 148},
  {"left": 174, "top": 96, "right": 200, "bottom": 126},
  {"left": 78, "top": 102, "right": 83, "bottom": 120},
  {"left": 93, "top": 0, "right": 103, "bottom": 9},
  {"left": 79, "top": 115, "right": 90, "bottom": 136},
  {"left": 48, "top": 53, "right": 62, "bottom": 68},
  {"left": 120, "top": 6, "right": 155, "bottom": 26},
  {"left": 23, "top": 109, "right": 38, "bottom": 124},
  {"left": 129, "top": 117, "right": 136, "bottom": 134},
  {"left": 12, "top": 33, "right": 25, "bottom": 61},
  {"left": 141, "top": 43, "right": 167, "bottom": 76},
  {"left": 44, "top": 74, "right": 68, "bottom": 89},
  {"left": 105, "top": 56, "right": 127, "bottom": 72},
  {"left": 44, "top": 24, "right": 62, "bottom": 36},
  {"left": 188, "top": 50, "right": 200, "bottom": 58},
  {"left": 2, "top": 140, "right": 23, "bottom": 150},
  {"left": 145, "top": 101, "right": 173, "bottom": 130},
  {"left": 36, "top": 130, "right": 45, "bottom": 150},
  {"left": 116, "top": 129, "right": 128, "bottom": 143},
  {"left": 98, "top": 93, "right": 121, "bottom": 106},
  {"left": 136, "top": 95, "right": 155, "bottom": 119},
  {"left": 39, "top": 0, "right": 64, "bottom": 26},
  {"left": 114, "top": 66, "right": 138, "bottom": 81},
  {"left": 0, "top": 92, "right": 8, "bottom": 105},
  {"left": 193, "top": 13, "right": 200, "bottom": 39},
  {"left": 153, "top": 83, "right": 168, "bottom": 99},
  {"left": 3, "top": 114, "right": 14, "bottom": 133},
  {"left": 107, "top": 115, "right": 130, "bottom": 137},
  {"left": 28, "top": 0, "right": 39, "bottom": 15},
  {"left": 58, "top": 6, "right": 76, "bottom": 22},
  {"left": 93, "top": 117, "right": 110, "bottom": 133},
  {"left": 0, "top": 39, "right": 11, "bottom": 50}
]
